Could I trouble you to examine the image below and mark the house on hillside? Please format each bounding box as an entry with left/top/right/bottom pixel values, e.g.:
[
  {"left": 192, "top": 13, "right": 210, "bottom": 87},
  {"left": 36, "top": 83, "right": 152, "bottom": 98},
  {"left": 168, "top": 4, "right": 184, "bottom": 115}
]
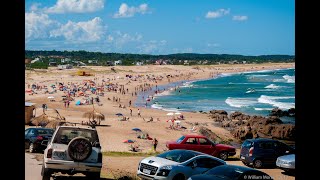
[
  {"left": 25, "top": 102, "right": 36, "bottom": 125},
  {"left": 31, "top": 57, "right": 40, "bottom": 63},
  {"left": 58, "top": 64, "right": 73, "bottom": 69},
  {"left": 88, "top": 60, "right": 98, "bottom": 64},
  {"left": 61, "top": 58, "right": 71, "bottom": 63},
  {"left": 136, "top": 62, "right": 144, "bottom": 66},
  {"left": 114, "top": 60, "right": 122, "bottom": 66}
]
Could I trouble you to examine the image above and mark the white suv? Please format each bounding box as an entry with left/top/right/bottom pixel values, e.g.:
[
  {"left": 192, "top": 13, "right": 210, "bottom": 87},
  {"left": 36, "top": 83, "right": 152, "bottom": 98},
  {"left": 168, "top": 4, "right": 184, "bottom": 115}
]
[{"left": 41, "top": 126, "right": 102, "bottom": 180}]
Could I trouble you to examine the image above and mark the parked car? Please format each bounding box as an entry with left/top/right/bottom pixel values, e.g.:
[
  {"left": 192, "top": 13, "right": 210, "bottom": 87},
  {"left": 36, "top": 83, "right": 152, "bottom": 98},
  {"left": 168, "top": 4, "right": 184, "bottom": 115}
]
[
  {"left": 240, "top": 138, "right": 294, "bottom": 168},
  {"left": 276, "top": 154, "right": 295, "bottom": 173},
  {"left": 137, "top": 149, "right": 226, "bottom": 180},
  {"left": 166, "top": 135, "right": 236, "bottom": 160},
  {"left": 187, "top": 164, "right": 273, "bottom": 180},
  {"left": 42, "top": 126, "right": 102, "bottom": 180},
  {"left": 25, "top": 127, "right": 55, "bottom": 153}
]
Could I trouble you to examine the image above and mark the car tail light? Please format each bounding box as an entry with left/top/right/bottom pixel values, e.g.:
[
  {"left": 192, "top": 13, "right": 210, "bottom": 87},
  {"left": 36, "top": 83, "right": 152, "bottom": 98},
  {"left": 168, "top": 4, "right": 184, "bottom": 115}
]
[
  {"left": 249, "top": 147, "right": 254, "bottom": 156},
  {"left": 37, "top": 136, "right": 43, "bottom": 140},
  {"left": 47, "top": 149, "right": 52, "bottom": 158}
]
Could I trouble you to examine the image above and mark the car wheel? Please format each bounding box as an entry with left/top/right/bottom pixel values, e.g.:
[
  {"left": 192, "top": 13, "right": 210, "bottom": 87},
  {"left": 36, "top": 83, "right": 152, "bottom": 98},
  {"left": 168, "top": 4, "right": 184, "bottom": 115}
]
[
  {"left": 68, "top": 137, "right": 92, "bottom": 162},
  {"left": 219, "top": 151, "right": 228, "bottom": 161},
  {"left": 29, "top": 142, "right": 35, "bottom": 153},
  {"left": 87, "top": 172, "right": 100, "bottom": 180},
  {"left": 172, "top": 173, "right": 185, "bottom": 180},
  {"left": 41, "top": 164, "right": 51, "bottom": 180},
  {"left": 242, "top": 161, "right": 249, "bottom": 166},
  {"left": 253, "top": 159, "right": 263, "bottom": 168}
]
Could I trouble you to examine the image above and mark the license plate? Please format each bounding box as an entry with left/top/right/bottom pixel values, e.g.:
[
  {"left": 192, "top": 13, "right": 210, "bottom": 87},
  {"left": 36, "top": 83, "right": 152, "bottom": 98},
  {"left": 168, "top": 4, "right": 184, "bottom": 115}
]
[
  {"left": 241, "top": 156, "right": 245, "bottom": 160},
  {"left": 54, "top": 152, "right": 66, "bottom": 159},
  {"left": 143, "top": 169, "right": 151, "bottom": 174}
]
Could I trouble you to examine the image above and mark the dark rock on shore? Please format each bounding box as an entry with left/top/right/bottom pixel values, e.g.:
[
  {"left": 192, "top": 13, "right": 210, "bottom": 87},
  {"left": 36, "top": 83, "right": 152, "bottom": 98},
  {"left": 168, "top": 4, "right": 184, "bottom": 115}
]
[
  {"left": 208, "top": 110, "right": 229, "bottom": 122},
  {"left": 269, "top": 108, "right": 295, "bottom": 117},
  {"left": 208, "top": 109, "right": 295, "bottom": 141}
]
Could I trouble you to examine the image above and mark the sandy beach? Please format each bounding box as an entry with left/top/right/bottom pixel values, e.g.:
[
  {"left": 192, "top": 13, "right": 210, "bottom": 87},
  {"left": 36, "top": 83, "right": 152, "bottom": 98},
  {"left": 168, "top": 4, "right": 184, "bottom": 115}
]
[{"left": 25, "top": 63, "right": 294, "bottom": 179}]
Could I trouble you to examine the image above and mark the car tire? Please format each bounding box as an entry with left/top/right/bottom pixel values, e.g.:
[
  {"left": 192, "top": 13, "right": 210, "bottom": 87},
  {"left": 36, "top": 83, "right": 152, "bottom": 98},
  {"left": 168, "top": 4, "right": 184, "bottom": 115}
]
[
  {"left": 41, "top": 164, "right": 51, "bottom": 180},
  {"left": 253, "top": 159, "right": 263, "bottom": 168},
  {"left": 29, "top": 142, "right": 35, "bottom": 153},
  {"left": 67, "top": 137, "right": 92, "bottom": 162},
  {"left": 219, "top": 151, "right": 228, "bottom": 161},
  {"left": 87, "top": 172, "right": 100, "bottom": 180},
  {"left": 172, "top": 173, "right": 185, "bottom": 180}
]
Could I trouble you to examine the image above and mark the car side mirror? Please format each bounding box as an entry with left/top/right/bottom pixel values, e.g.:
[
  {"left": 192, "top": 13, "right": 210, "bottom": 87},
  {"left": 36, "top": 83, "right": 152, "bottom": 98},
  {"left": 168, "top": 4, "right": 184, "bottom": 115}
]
[{"left": 93, "top": 141, "right": 101, "bottom": 148}]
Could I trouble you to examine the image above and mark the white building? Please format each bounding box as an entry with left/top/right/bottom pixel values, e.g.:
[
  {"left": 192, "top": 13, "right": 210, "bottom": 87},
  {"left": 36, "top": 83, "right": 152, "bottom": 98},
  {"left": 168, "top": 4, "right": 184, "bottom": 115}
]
[{"left": 114, "top": 60, "right": 122, "bottom": 66}]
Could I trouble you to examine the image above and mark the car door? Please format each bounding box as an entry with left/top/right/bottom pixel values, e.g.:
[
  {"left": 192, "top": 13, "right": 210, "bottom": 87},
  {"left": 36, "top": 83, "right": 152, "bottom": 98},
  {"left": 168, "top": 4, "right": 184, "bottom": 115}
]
[
  {"left": 258, "top": 141, "right": 277, "bottom": 165},
  {"left": 275, "top": 141, "right": 292, "bottom": 157},
  {"left": 182, "top": 137, "right": 199, "bottom": 152},
  {"left": 198, "top": 138, "right": 214, "bottom": 155}
]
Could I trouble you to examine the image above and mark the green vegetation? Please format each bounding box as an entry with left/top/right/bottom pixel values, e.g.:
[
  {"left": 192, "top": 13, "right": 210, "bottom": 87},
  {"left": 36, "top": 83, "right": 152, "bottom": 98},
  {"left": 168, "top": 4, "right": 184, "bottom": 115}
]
[
  {"left": 29, "top": 61, "right": 48, "bottom": 69},
  {"left": 25, "top": 50, "right": 295, "bottom": 67},
  {"left": 102, "top": 151, "right": 161, "bottom": 157}
]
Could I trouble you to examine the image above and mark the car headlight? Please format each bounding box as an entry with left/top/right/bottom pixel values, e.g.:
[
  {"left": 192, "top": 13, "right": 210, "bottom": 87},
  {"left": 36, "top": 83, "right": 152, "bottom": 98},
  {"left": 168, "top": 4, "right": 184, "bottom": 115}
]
[{"left": 156, "top": 165, "right": 172, "bottom": 176}]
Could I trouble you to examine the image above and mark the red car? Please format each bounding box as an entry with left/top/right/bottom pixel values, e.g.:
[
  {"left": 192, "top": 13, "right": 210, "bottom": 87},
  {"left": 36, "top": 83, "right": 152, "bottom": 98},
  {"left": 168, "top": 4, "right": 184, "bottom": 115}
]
[{"left": 166, "top": 135, "right": 236, "bottom": 160}]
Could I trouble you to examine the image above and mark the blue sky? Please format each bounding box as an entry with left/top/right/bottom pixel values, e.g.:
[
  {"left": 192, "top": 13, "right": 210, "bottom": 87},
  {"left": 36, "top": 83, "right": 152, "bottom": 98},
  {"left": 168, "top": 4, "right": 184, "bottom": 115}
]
[{"left": 25, "top": 0, "right": 295, "bottom": 55}]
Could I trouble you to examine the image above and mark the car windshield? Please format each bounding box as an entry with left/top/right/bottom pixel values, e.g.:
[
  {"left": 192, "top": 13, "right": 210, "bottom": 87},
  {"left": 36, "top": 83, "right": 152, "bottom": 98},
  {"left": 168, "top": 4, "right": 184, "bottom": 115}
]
[
  {"left": 37, "top": 129, "right": 54, "bottom": 135},
  {"left": 156, "top": 150, "right": 199, "bottom": 163},
  {"left": 242, "top": 140, "right": 253, "bottom": 148},
  {"left": 52, "top": 127, "right": 99, "bottom": 145},
  {"left": 176, "top": 136, "right": 185, "bottom": 143}
]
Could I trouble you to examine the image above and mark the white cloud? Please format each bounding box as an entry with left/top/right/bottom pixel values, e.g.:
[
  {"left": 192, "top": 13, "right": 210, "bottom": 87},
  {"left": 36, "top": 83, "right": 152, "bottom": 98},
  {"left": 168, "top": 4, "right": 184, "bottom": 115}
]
[
  {"left": 50, "top": 17, "right": 105, "bottom": 43},
  {"left": 233, "top": 15, "right": 248, "bottom": 21},
  {"left": 30, "top": 3, "right": 41, "bottom": 11},
  {"left": 113, "top": 3, "right": 150, "bottom": 18},
  {"left": 206, "top": 8, "right": 230, "bottom": 19},
  {"left": 46, "top": 0, "right": 104, "bottom": 14},
  {"left": 25, "top": 12, "right": 59, "bottom": 42}
]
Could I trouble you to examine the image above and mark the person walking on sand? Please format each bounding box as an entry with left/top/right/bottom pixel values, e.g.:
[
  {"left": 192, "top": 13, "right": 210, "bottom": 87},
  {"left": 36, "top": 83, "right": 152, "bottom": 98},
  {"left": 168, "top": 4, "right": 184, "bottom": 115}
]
[
  {"left": 137, "top": 109, "right": 141, "bottom": 117},
  {"left": 153, "top": 138, "right": 158, "bottom": 152},
  {"left": 130, "top": 109, "right": 133, "bottom": 116}
]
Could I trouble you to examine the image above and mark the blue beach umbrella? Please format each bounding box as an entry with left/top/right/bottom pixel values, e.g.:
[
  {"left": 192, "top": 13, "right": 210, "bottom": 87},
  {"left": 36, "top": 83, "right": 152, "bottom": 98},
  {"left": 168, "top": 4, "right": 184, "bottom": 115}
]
[
  {"left": 132, "top": 128, "right": 142, "bottom": 132},
  {"left": 116, "top": 113, "right": 123, "bottom": 116}
]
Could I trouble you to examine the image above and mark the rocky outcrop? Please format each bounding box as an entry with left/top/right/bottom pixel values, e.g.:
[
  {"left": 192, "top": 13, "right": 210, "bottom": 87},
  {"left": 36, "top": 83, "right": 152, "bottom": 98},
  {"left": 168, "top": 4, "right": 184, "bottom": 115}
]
[
  {"left": 269, "top": 108, "right": 295, "bottom": 117},
  {"left": 208, "top": 110, "right": 229, "bottom": 122},
  {"left": 208, "top": 109, "right": 295, "bottom": 141},
  {"left": 198, "top": 126, "right": 223, "bottom": 143}
]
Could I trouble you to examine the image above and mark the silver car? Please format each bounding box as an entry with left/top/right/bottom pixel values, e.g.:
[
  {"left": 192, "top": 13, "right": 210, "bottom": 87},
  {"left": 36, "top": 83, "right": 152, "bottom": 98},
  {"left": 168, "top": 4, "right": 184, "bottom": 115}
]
[
  {"left": 276, "top": 154, "right": 295, "bottom": 173},
  {"left": 137, "top": 149, "right": 226, "bottom": 180}
]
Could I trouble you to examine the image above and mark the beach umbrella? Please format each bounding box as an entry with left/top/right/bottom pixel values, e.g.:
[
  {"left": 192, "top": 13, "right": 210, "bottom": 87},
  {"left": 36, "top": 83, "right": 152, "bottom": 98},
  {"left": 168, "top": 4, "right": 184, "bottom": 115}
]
[
  {"left": 82, "top": 109, "right": 105, "bottom": 125},
  {"left": 115, "top": 113, "right": 123, "bottom": 116},
  {"left": 132, "top": 128, "right": 142, "bottom": 132},
  {"left": 31, "top": 113, "right": 65, "bottom": 127},
  {"left": 75, "top": 100, "right": 81, "bottom": 105},
  {"left": 45, "top": 119, "right": 66, "bottom": 129},
  {"left": 166, "top": 112, "right": 174, "bottom": 116},
  {"left": 123, "top": 139, "right": 134, "bottom": 143}
]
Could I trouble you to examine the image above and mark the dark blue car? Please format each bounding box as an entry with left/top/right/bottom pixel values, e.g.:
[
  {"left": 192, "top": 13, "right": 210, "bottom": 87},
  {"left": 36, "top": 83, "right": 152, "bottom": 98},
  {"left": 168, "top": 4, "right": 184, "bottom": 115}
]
[
  {"left": 240, "top": 138, "right": 294, "bottom": 168},
  {"left": 25, "top": 127, "right": 55, "bottom": 153},
  {"left": 187, "top": 164, "right": 273, "bottom": 180}
]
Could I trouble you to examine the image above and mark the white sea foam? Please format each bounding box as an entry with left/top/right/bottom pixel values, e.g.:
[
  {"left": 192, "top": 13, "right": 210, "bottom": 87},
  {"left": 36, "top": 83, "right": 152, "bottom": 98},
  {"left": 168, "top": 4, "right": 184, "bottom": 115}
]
[
  {"left": 180, "top": 81, "right": 194, "bottom": 88},
  {"left": 225, "top": 97, "right": 257, "bottom": 108},
  {"left": 154, "top": 90, "right": 172, "bottom": 97},
  {"left": 283, "top": 75, "right": 295, "bottom": 83},
  {"left": 254, "top": 108, "right": 274, "bottom": 111},
  {"left": 229, "top": 82, "right": 261, "bottom": 85},
  {"left": 246, "top": 74, "right": 269, "bottom": 77},
  {"left": 151, "top": 104, "right": 163, "bottom": 109},
  {"left": 257, "top": 95, "right": 295, "bottom": 110},
  {"left": 273, "top": 79, "right": 286, "bottom": 82},
  {"left": 265, "top": 84, "right": 281, "bottom": 89}
]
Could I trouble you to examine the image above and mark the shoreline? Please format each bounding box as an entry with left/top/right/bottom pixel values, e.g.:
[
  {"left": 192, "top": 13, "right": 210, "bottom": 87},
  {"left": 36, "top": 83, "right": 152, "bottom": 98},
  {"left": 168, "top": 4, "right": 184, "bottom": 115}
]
[
  {"left": 133, "top": 66, "right": 295, "bottom": 115},
  {"left": 25, "top": 62, "right": 295, "bottom": 153}
]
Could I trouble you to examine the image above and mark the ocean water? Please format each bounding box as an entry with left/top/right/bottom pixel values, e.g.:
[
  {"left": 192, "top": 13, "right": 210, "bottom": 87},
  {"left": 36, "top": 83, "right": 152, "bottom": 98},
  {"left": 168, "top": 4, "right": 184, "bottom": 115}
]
[{"left": 135, "top": 68, "right": 295, "bottom": 123}]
